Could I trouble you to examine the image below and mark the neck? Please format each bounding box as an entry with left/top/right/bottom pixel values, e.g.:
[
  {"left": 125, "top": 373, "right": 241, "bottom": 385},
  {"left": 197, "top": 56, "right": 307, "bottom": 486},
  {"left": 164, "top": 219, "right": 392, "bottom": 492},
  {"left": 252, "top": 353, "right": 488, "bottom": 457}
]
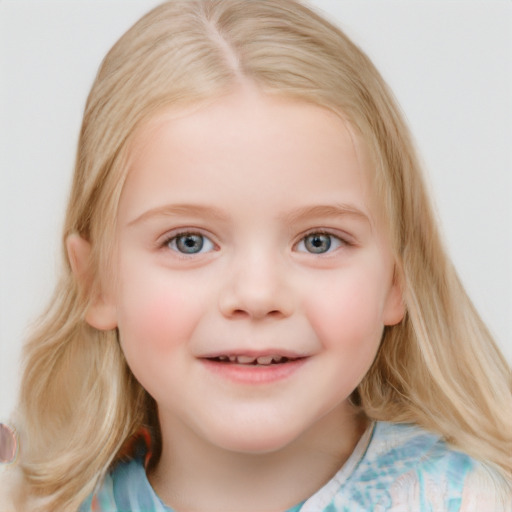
[{"left": 149, "top": 405, "right": 368, "bottom": 512}]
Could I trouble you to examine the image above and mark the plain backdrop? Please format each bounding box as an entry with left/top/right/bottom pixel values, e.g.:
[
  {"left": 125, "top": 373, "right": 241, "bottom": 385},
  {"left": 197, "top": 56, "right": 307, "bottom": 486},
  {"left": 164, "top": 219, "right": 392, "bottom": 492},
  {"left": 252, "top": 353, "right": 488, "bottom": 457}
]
[{"left": 1, "top": 0, "right": 511, "bottom": 422}]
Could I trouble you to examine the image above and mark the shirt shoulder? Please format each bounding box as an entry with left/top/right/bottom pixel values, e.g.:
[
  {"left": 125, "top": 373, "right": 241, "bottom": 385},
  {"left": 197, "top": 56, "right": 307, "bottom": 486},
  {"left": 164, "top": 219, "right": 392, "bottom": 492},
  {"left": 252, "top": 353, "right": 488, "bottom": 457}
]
[
  {"left": 459, "top": 463, "right": 512, "bottom": 512},
  {"left": 303, "top": 421, "right": 511, "bottom": 512},
  {"left": 80, "top": 457, "right": 171, "bottom": 512},
  {"left": 80, "top": 429, "right": 171, "bottom": 512}
]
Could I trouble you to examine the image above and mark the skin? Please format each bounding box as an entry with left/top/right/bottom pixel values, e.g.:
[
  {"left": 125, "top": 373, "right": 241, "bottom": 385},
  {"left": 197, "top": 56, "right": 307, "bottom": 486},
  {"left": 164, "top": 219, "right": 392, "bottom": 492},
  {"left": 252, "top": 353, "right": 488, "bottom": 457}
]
[
  {"left": 69, "top": 87, "right": 404, "bottom": 512},
  {"left": 0, "top": 424, "right": 16, "bottom": 463}
]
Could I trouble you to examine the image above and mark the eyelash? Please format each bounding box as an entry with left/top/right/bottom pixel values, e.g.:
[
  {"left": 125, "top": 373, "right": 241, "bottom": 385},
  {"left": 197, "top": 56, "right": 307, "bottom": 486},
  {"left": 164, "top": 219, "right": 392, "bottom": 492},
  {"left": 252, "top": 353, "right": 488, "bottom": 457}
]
[
  {"left": 160, "top": 229, "right": 351, "bottom": 256},
  {"left": 294, "top": 230, "right": 350, "bottom": 255},
  {"left": 161, "top": 231, "right": 216, "bottom": 256}
]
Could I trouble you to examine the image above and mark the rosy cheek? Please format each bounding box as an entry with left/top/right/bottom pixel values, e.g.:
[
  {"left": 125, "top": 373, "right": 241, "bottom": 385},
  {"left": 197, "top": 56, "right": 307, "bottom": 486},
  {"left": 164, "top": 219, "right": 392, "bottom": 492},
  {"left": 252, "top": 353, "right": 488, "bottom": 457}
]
[
  {"left": 304, "top": 275, "right": 384, "bottom": 350},
  {"left": 118, "top": 282, "right": 196, "bottom": 354}
]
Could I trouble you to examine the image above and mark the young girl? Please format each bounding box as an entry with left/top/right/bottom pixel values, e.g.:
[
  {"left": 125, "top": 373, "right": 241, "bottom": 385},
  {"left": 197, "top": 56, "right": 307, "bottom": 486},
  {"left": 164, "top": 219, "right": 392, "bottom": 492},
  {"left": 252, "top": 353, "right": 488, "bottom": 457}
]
[{"left": 3, "top": 1, "right": 511, "bottom": 510}]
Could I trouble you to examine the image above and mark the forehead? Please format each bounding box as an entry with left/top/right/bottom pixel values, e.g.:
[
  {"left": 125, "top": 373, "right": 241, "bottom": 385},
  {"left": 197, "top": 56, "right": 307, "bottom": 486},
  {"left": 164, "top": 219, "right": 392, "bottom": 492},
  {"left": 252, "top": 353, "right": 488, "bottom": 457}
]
[{"left": 120, "top": 89, "right": 379, "bottom": 224}]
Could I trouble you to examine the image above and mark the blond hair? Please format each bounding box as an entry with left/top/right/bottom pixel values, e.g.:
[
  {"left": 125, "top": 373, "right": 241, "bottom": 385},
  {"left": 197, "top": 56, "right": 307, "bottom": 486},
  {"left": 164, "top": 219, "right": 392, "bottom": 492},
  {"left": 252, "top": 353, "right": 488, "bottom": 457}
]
[{"left": 11, "top": 1, "right": 511, "bottom": 509}]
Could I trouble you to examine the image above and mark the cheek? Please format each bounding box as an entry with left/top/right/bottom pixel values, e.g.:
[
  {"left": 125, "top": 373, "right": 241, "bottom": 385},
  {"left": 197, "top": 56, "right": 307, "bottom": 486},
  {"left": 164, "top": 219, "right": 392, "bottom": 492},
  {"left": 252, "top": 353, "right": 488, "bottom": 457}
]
[
  {"left": 304, "top": 270, "right": 386, "bottom": 351},
  {"left": 116, "top": 272, "right": 203, "bottom": 355},
  {"left": 302, "top": 271, "right": 386, "bottom": 396}
]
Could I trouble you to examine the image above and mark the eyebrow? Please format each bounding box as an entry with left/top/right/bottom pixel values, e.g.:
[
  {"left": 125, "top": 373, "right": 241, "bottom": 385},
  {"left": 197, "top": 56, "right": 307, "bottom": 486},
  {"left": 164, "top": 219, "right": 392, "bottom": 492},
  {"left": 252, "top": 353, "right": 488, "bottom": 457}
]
[
  {"left": 127, "top": 202, "right": 370, "bottom": 227},
  {"left": 278, "top": 204, "right": 370, "bottom": 226},
  {"left": 127, "top": 204, "right": 230, "bottom": 226}
]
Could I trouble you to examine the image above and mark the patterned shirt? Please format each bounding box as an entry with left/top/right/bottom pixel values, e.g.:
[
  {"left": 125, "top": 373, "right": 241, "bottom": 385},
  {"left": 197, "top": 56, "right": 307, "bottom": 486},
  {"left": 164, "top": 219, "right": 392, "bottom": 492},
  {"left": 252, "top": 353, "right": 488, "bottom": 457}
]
[{"left": 80, "top": 421, "right": 511, "bottom": 511}]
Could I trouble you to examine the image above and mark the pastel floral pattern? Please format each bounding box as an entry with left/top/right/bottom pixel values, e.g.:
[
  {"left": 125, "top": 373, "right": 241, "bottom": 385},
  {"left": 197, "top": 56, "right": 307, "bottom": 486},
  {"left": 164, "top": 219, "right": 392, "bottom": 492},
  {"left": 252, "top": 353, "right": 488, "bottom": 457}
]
[{"left": 81, "top": 422, "right": 509, "bottom": 512}]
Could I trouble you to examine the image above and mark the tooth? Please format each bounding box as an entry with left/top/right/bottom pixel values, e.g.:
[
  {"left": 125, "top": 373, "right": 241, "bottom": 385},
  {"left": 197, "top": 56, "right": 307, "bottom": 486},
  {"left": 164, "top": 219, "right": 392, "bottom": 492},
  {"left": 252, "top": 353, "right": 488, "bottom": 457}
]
[
  {"left": 229, "top": 356, "right": 237, "bottom": 362},
  {"left": 256, "top": 355, "right": 274, "bottom": 365},
  {"left": 218, "top": 356, "right": 229, "bottom": 362},
  {"left": 236, "top": 355, "right": 257, "bottom": 364},
  {"left": 272, "top": 355, "right": 283, "bottom": 363}
]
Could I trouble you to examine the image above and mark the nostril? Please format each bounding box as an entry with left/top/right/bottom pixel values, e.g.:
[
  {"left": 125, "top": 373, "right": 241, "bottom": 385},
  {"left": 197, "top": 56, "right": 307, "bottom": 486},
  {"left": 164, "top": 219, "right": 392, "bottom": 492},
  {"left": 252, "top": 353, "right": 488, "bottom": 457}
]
[
  {"left": 231, "top": 309, "right": 284, "bottom": 320},
  {"left": 231, "top": 309, "right": 250, "bottom": 318},
  {"left": 219, "top": 287, "right": 293, "bottom": 320}
]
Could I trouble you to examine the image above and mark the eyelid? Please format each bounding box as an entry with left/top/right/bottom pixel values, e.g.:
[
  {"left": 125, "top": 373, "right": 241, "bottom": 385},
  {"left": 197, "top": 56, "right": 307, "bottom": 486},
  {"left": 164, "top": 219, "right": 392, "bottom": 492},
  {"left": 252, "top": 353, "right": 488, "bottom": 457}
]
[
  {"left": 293, "top": 229, "right": 354, "bottom": 254},
  {"left": 158, "top": 228, "right": 218, "bottom": 254},
  {"left": 296, "top": 228, "right": 354, "bottom": 244}
]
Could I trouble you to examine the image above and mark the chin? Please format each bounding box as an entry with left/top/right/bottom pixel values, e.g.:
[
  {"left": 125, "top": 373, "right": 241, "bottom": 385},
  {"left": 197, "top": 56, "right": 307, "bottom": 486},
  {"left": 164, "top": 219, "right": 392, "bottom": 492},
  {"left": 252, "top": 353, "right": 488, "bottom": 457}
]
[{"left": 207, "top": 424, "right": 302, "bottom": 455}]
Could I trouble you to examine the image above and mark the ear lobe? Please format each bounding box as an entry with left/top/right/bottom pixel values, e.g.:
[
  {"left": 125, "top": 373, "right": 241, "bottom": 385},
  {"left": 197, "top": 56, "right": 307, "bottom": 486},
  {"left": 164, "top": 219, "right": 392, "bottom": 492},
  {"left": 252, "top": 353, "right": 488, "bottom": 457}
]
[
  {"left": 66, "top": 234, "right": 118, "bottom": 331},
  {"left": 382, "top": 268, "right": 406, "bottom": 326}
]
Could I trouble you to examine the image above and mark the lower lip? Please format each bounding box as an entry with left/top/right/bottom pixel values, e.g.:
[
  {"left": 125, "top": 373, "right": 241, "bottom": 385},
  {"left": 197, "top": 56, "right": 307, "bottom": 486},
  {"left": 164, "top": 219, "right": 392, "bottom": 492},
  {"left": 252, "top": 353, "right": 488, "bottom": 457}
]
[{"left": 200, "top": 358, "right": 308, "bottom": 384}]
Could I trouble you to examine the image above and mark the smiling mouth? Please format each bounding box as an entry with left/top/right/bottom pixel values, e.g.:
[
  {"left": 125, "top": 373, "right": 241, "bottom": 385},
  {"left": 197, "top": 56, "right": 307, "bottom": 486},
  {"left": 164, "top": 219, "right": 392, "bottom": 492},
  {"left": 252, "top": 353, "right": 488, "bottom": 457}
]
[{"left": 206, "top": 355, "right": 301, "bottom": 366}]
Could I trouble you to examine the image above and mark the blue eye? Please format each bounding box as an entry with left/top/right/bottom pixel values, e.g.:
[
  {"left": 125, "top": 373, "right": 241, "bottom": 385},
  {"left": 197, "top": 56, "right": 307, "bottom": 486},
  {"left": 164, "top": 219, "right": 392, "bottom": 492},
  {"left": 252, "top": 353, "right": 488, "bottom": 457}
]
[
  {"left": 167, "top": 233, "right": 215, "bottom": 254},
  {"left": 297, "top": 233, "right": 343, "bottom": 254}
]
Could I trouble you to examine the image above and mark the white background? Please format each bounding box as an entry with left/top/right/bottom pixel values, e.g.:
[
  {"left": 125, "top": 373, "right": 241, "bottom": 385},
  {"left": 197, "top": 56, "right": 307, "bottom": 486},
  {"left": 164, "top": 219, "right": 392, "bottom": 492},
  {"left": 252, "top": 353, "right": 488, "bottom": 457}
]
[{"left": 1, "top": 0, "right": 511, "bottom": 422}]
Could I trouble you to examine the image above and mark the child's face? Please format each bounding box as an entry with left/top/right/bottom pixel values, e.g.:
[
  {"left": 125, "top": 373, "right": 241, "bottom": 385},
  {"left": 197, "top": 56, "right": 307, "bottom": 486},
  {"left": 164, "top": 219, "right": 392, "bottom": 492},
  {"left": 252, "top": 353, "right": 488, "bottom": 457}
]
[{"left": 94, "top": 89, "right": 404, "bottom": 454}]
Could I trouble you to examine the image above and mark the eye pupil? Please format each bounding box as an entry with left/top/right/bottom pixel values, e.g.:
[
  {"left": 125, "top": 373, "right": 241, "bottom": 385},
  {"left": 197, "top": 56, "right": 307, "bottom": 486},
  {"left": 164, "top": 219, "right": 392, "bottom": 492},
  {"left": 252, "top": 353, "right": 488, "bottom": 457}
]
[
  {"left": 305, "top": 234, "right": 331, "bottom": 253},
  {"left": 176, "top": 234, "right": 204, "bottom": 253}
]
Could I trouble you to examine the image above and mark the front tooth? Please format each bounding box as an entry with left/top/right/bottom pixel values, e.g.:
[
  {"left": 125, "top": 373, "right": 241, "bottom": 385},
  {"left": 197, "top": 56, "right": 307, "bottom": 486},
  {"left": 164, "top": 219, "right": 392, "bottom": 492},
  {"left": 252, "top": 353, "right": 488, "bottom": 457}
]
[
  {"left": 236, "top": 355, "right": 257, "bottom": 364},
  {"left": 272, "top": 355, "right": 283, "bottom": 363},
  {"left": 256, "top": 355, "right": 274, "bottom": 365},
  {"left": 228, "top": 355, "right": 237, "bottom": 362}
]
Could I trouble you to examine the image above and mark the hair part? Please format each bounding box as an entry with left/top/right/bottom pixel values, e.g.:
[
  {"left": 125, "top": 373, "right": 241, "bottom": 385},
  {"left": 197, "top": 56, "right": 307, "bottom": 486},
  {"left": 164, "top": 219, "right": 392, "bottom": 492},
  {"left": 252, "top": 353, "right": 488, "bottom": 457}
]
[{"left": 12, "top": 1, "right": 511, "bottom": 509}]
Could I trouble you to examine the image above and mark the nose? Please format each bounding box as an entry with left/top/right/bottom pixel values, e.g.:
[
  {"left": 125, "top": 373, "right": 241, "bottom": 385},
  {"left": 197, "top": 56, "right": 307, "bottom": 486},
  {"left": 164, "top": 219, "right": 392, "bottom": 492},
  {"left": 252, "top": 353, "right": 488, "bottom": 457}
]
[{"left": 218, "top": 252, "right": 293, "bottom": 321}]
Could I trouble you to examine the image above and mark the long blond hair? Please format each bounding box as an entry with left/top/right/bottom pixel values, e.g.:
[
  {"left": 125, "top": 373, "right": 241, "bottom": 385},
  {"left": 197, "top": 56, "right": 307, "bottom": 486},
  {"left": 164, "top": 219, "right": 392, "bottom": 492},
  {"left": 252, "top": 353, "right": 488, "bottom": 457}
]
[{"left": 12, "top": 1, "right": 512, "bottom": 510}]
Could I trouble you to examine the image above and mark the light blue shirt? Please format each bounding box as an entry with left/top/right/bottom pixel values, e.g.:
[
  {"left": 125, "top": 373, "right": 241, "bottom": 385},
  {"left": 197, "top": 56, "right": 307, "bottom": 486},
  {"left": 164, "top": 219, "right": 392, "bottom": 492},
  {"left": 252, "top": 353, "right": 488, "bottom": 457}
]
[{"left": 80, "top": 421, "right": 507, "bottom": 511}]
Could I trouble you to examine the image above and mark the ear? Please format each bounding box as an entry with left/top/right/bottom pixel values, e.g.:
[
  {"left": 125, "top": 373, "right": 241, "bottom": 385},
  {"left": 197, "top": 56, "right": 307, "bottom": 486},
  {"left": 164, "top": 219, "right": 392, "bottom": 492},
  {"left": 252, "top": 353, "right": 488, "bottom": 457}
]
[
  {"left": 66, "top": 234, "right": 118, "bottom": 331},
  {"left": 382, "top": 266, "right": 406, "bottom": 326}
]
